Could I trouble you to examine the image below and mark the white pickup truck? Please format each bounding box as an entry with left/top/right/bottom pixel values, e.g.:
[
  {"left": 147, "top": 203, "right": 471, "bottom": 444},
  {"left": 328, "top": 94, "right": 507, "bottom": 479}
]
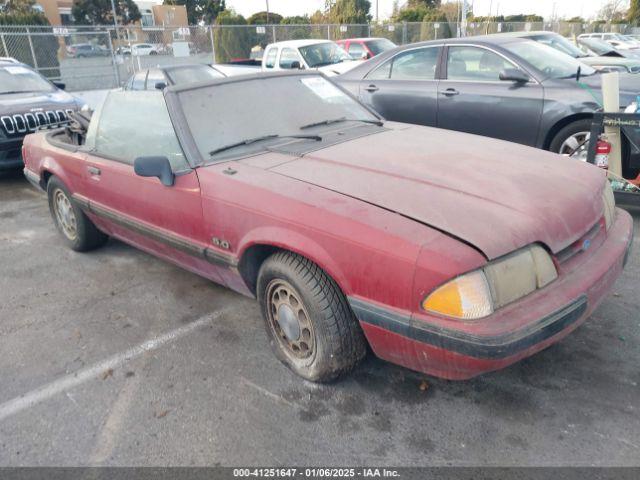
[{"left": 261, "top": 39, "right": 362, "bottom": 76}]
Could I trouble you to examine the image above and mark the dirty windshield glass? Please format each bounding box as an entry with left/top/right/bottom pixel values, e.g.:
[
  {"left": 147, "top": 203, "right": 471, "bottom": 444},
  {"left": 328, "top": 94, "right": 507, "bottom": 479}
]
[
  {"left": 504, "top": 41, "right": 597, "bottom": 79},
  {"left": 177, "top": 75, "right": 378, "bottom": 160},
  {"left": 0, "top": 65, "right": 54, "bottom": 94},
  {"left": 299, "top": 43, "right": 351, "bottom": 67}
]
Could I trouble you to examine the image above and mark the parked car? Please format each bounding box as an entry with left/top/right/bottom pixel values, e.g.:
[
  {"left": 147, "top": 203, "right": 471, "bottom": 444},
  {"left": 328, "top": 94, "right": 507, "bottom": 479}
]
[
  {"left": 131, "top": 43, "right": 159, "bottom": 56},
  {"left": 574, "top": 37, "right": 640, "bottom": 72},
  {"left": 504, "top": 31, "right": 640, "bottom": 73},
  {"left": 124, "top": 64, "right": 227, "bottom": 90},
  {"left": 336, "top": 37, "right": 397, "bottom": 60},
  {"left": 262, "top": 40, "right": 361, "bottom": 76},
  {"left": 67, "top": 43, "right": 110, "bottom": 58},
  {"left": 22, "top": 72, "right": 633, "bottom": 382},
  {"left": 1, "top": 58, "right": 82, "bottom": 171},
  {"left": 578, "top": 33, "right": 640, "bottom": 51},
  {"left": 337, "top": 34, "right": 640, "bottom": 177}
]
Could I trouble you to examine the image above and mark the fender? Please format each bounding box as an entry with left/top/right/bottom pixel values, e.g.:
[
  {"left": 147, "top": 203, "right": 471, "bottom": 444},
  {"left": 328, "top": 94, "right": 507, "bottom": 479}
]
[{"left": 236, "top": 226, "right": 353, "bottom": 295}]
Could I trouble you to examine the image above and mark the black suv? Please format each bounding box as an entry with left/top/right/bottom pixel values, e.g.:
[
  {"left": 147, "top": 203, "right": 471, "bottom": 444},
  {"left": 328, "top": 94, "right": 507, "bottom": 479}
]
[{"left": 1, "top": 59, "right": 82, "bottom": 171}]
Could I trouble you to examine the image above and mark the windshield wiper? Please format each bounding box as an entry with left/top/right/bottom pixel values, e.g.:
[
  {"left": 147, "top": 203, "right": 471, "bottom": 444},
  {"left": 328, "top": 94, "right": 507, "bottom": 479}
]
[
  {"left": 209, "top": 134, "right": 321, "bottom": 157},
  {"left": 0, "top": 90, "right": 39, "bottom": 95},
  {"left": 300, "top": 116, "right": 384, "bottom": 130}
]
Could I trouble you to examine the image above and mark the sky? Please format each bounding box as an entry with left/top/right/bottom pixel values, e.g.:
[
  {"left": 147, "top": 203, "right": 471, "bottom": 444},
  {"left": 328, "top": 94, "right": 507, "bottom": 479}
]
[{"left": 226, "top": 0, "right": 614, "bottom": 21}]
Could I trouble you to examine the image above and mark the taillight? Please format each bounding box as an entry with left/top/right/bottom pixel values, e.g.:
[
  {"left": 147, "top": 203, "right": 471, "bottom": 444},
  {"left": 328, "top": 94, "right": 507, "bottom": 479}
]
[{"left": 595, "top": 138, "right": 611, "bottom": 169}]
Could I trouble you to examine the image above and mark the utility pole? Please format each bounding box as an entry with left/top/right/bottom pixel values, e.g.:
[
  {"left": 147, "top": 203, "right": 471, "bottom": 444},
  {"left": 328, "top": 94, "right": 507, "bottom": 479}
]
[
  {"left": 376, "top": 0, "right": 379, "bottom": 22},
  {"left": 109, "top": 0, "right": 120, "bottom": 46},
  {"left": 266, "top": 0, "right": 270, "bottom": 24}
]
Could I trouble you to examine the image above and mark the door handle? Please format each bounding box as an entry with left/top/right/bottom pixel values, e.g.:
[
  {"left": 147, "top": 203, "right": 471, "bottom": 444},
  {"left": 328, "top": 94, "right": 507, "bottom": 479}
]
[
  {"left": 441, "top": 88, "right": 459, "bottom": 97},
  {"left": 87, "top": 166, "right": 101, "bottom": 175},
  {"left": 364, "top": 84, "right": 379, "bottom": 92}
]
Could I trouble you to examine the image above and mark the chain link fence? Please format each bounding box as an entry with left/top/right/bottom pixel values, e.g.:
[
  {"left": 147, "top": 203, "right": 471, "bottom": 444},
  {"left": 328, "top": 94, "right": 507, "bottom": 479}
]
[{"left": 1, "top": 21, "right": 638, "bottom": 92}]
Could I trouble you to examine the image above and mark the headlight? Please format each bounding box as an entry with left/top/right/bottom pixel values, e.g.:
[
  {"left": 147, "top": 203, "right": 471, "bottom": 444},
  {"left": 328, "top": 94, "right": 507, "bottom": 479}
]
[
  {"left": 422, "top": 244, "right": 557, "bottom": 320},
  {"left": 602, "top": 179, "right": 616, "bottom": 230}
]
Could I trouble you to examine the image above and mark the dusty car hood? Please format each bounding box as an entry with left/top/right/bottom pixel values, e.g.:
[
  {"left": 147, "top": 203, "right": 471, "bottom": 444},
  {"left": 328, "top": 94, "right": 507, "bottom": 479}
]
[{"left": 269, "top": 124, "right": 606, "bottom": 259}]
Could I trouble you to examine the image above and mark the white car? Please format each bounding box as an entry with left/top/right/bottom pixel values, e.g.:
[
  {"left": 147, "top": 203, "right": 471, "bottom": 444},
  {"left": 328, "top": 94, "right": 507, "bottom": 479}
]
[
  {"left": 261, "top": 39, "right": 361, "bottom": 76},
  {"left": 578, "top": 33, "right": 640, "bottom": 50},
  {"left": 131, "top": 43, "right": 159, "bottom": 56}
]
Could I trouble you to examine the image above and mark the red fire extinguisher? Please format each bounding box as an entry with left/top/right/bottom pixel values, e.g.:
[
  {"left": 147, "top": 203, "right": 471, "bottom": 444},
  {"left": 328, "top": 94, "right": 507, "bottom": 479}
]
[{"left": 595, "top": 138, "right": 611, "bottom": 169}]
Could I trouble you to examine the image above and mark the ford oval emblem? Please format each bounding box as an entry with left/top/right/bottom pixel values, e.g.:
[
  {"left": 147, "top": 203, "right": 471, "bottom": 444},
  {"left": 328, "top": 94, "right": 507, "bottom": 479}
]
[{"left": 582, "top": 239, "right": 591, "bottom": 252}]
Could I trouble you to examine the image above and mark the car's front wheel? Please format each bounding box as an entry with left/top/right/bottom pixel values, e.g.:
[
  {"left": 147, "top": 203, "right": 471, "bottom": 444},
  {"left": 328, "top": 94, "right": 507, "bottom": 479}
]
[
  {"left": 549, "top": 119, "right": 592, "bottom": 161},
  {"left": 257, "top": 251, "right": 367, "bottom": 382},
  {"left": 47, "top": 176, "right": 108, "bottom": 252}
]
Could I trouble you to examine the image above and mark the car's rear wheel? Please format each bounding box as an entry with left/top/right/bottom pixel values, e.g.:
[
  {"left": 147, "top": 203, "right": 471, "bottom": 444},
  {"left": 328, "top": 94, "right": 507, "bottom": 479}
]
[
  {"left": 549, "top": 119, "right": 593, "bottom": 161},
  {"left": 47, "top": 176, "right": 108, "bottom": 252},
  {"left": 257, "top": 251, "right": 367, "bottom": 382}
]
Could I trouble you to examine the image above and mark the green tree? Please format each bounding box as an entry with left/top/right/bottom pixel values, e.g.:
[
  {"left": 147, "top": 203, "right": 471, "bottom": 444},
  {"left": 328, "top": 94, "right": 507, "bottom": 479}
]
[
  {"left": 2, "top": 0, "right": 37, "bottom": 15},
  {"left": 214, "top": 9, "right": 251, "bottom": 62},
  {"left": 326, "top": 0, "right": 372, "bottom": 24},
  {"left": 628, "top": 0, "right": 640, "bottom": 23},
  {"left": 72, "top": 0, "right": 141, "bottom": 25},
  {"left": 163, "top": 0, "right": 225, "bottom": 25},
  {"left": 567, "top": 16, "right": 586, "bottom": 23},
  {"left": 247, "top": 11, "right": 283, "bottom": 24},
  {"left": 281, "top": 15, "right": 311, "bottom": 24}
]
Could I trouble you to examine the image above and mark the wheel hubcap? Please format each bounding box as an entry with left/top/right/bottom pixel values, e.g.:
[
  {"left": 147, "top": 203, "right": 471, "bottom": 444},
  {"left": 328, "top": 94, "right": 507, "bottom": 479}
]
[
  {"left": 53, "top": 189, "right": 77, "bottom": 240},
  {"left": 559, "top": 131, "right": 590, "bottom": 162},
  {"left": 266, "top": 280, "right": 314, "bottom": 359}
]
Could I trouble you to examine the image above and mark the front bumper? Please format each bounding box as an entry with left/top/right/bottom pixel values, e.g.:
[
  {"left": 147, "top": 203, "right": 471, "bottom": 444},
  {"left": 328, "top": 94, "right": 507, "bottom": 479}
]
[
  {"left": 350, "top": 209, "right": 634, "bottom": 380},
  {"left": 0, "top": 138, "right": 24, "bottom": 171}
]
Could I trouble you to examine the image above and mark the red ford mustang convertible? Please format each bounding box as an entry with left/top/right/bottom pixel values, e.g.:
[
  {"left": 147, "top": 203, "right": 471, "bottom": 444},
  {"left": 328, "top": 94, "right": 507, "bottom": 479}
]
[{"left": 22, "top": 72, "right": 633, "bottom": 382}]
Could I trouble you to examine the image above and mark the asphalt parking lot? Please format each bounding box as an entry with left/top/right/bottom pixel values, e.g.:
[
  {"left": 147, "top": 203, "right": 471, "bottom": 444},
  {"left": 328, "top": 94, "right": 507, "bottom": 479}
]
[{"left": 0, "top": 172, "right": 639, "bottom": 467}]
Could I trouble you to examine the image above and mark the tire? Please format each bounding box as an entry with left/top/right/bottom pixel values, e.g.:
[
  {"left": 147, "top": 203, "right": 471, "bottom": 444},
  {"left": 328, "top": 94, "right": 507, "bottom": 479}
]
[
  {"left": 47, "top": 176, "right": 108, "bottom": 252},
  {"left": 549, "top": 119, "right": 593, "bottom": 159},
  {"left": 257, "top": 251, "right": 367, "bottom": 382}
]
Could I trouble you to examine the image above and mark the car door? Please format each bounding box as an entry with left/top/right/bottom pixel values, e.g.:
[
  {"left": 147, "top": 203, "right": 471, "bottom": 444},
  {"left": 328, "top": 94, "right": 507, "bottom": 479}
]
[
  {"left": 436, "top": 44, "right": 543, "bottom": 146},
  {"left": 358, "top": 46, "right": 441, "bottom": 126},
  {"left": 75, "top": 90, "right": 225, "bottom": 284}
]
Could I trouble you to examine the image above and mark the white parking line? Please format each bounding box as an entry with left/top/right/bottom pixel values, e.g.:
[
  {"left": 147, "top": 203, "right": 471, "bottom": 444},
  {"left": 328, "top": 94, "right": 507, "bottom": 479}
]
[{"left": 0, "top": 309, "right": 226, "bottom": 423}]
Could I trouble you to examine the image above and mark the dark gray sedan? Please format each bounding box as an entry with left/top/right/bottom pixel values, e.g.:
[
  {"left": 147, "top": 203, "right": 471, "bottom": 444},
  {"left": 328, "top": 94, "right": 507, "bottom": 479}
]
[{"left": 337, "top": 34, "right": 640, "bottom": 170}]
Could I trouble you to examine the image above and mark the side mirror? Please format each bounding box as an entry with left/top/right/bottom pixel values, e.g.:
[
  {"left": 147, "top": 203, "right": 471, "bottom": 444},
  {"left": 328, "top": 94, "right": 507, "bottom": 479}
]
[
  {"left": 53, "top": 81, "right": 66, "bottom": 90},
  {"left": 134, "top": 156, "right": 174, "bottom": 186},
  {"left": 361, "top": 52, "right": 371, "bottom": 60},
  {"left": 290, "top": 60, "right": 302, "bottom": 70},
  {"left": 154, "top": 81, "right": 167, "bottom": 90},
  {"left": 499, "top": 68, "right": 530, "bottom": 83}
]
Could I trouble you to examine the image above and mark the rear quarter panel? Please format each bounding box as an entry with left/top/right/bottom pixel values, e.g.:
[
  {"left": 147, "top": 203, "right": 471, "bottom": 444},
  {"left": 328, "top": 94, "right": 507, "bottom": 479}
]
[{"left": 22, "top": 131, "right": 85, "bottom": 193}]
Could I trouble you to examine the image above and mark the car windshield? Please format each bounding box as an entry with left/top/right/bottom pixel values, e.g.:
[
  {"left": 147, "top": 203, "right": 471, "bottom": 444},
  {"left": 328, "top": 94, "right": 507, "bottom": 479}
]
[
  {"left": 529, "top": 34, "right": 588, "bottom": 58},
  {"left": 580, "top": 38, "right": 617, "bottom": 55},
  {"left": 167, "top": 66, "right": 225, "bottom": 85},
  {"left": 504, "top": 40, "right": 597, "bottom": 79},
  {"left": 0, "top": 64, "right": 54, "bottom": 94},
  {"left": 177, "top": 74, "right": 379, "bottom": 160},
  {"left": 299, "top": 42, "right": 351, "bottom": 68},
  {"left": 365, "top": 39, "right": 397, "bottom": 55}
]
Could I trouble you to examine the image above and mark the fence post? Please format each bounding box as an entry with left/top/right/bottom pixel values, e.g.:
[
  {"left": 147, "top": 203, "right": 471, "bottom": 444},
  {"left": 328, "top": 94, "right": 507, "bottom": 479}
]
[
  {"left": 0, "top": 31, "right": 7, "bottom": 57},
  {"left": 106, "top": 30, "right": 120, "bottom": 87},
  {"left": 327, "top": 24, "right": 331, "bottom": 40},
  {"left": 272, "top": 25, "right": 277, "bottom": 43},
  {"left": 209, "top": 26, "right": 216, "bottom": 63},
  {"left": 26, "top": 27, "right": 39, "bottom": 69},
  {"left": 402, "top": 22, "right": 407, "bottom": 44}
]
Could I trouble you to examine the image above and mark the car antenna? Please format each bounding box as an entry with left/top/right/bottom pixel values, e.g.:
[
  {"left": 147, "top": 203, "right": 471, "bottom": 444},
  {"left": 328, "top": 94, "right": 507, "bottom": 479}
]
[{"left": 576, "top": 65, "right": 581, "bottom": 82}]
